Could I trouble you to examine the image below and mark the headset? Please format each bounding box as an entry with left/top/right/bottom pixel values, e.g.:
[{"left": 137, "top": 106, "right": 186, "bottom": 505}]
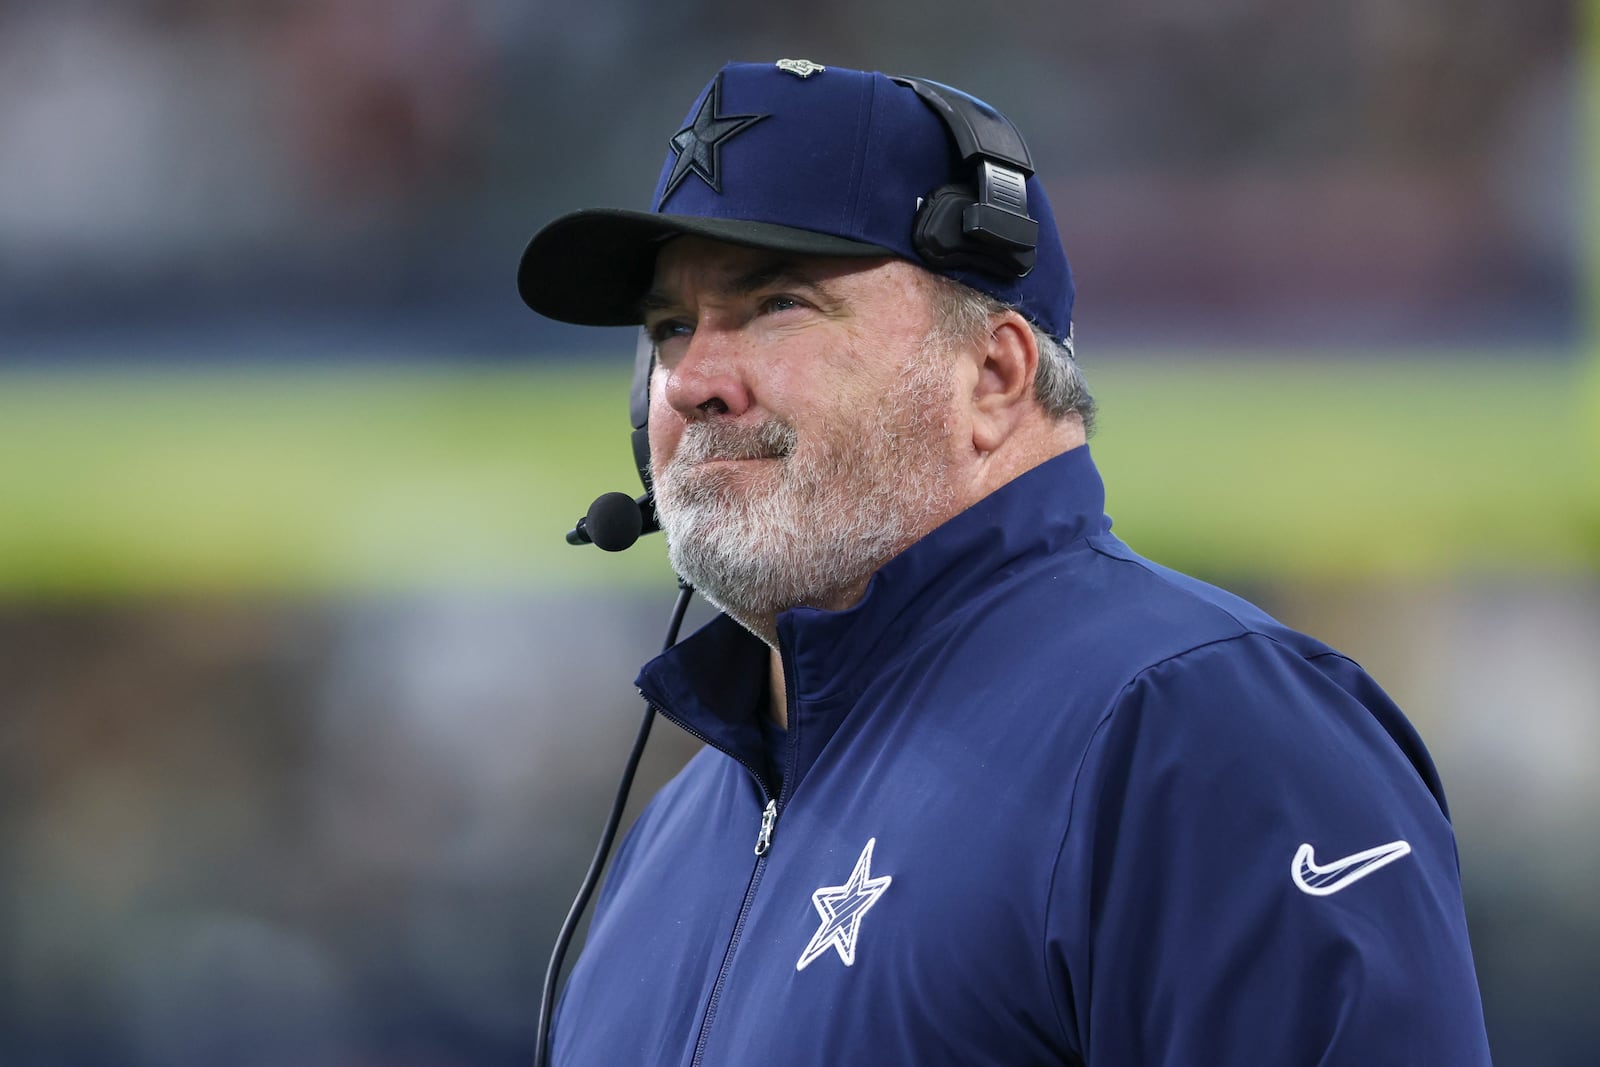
[
  {"left": 893, "top": 74, "right": 1040, "bottom": 280},
  {"left": 565, "top": 75, "right": 1039, "bottom": 553},
  {"left": 539, "top": 72, "right": 1039, "bottom": 1067}
]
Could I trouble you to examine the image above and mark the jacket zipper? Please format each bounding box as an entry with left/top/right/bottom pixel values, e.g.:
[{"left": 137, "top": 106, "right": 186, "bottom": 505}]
[
  {"left": 755, "top": 798, "right": 778, "bottom": 855},
  {"left": 687, "top": 779, "right": 781, "bottom": 1067},
  {"left": 635, "top": 695, "right": 778, "bottom": 1067},
  {"left": 671, "top": 645, "right": 800, "bottom": 1067},
  {"left": 639, "top": 691, "right": 779, "bottom": 849},
  {"left": 639, "top": 686, "right": 791, "bottom": 855}
]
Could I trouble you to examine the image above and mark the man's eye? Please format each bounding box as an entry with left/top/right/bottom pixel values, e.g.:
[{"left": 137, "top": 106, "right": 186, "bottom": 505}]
[
  {"left": 647, "top": 319, "right": 692, "bottom": 344},
  {"left": 761, "top": 295, "right": 804, "bottom": 315}
]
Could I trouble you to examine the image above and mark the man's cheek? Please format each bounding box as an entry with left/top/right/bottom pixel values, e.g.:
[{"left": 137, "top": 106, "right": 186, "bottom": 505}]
[{"left": 647, "top": 418, "right": 682, "bottom": 477}]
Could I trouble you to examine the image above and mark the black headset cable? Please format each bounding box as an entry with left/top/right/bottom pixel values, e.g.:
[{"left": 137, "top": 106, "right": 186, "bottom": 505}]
[{"left": 534, "top": 581, "right": 695, "bottom": 1067}]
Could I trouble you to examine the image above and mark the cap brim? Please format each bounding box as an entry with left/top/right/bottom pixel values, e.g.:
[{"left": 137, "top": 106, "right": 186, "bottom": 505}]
[{"left": 517, "top": 208, "right": 894, "bottom": 326}]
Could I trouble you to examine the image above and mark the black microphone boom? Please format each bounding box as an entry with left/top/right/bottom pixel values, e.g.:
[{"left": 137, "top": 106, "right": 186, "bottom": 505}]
[{"left": 566, "top": 492, "right": 646, "bottom": 551}]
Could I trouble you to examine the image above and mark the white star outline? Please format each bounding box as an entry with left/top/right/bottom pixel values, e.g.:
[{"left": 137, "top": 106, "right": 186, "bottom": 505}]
[{"left": 796, "top": 838, "right": 893, "bottom": 972}]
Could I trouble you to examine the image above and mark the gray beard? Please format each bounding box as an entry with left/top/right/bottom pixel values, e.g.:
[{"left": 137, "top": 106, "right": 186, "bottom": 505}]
[{"left": 652, "top": 358, "right": 957, "bottom": 639}]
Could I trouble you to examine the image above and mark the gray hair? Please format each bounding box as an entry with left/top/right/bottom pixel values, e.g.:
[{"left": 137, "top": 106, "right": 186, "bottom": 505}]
[{"left": 922, "top": 275, "right": 1096, "bottom": 435}]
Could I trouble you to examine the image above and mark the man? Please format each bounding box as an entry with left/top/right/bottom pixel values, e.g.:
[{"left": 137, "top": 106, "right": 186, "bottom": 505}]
[{"left": 518, "top": 61, "right": 1492, "bottom": 1065}]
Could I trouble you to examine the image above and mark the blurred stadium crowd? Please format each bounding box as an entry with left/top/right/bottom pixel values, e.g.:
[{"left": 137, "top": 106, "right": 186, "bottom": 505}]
[
  {"left": 0, "top": 2, "right": 1594, "bottom": 1065},
  {"left": 0, "top": 0, "right": 1581, "bottom": 359}
]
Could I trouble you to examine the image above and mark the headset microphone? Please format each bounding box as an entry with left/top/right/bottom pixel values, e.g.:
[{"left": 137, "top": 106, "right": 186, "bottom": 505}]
[
  {"left": 564, "top": 329, "right": 663, "bottom": 554},
  {"left": 566, "top": 491, "right": 649, "bottom": 551}
]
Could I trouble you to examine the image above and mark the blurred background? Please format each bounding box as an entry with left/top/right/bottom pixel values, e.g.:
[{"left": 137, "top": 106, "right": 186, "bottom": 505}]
[{"left": 1, "top": 1, "right": 1596, "bottom": 1064}]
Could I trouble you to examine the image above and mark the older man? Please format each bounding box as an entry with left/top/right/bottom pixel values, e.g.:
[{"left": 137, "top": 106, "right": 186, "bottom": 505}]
[{"left": 519, "top": 61, "right": 1491, "bottom": 1066}]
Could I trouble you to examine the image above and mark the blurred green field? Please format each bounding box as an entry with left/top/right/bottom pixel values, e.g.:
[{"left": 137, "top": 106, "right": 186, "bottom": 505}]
[{"left": 0, "top": 354, "right": 1594, "bottom": 597}]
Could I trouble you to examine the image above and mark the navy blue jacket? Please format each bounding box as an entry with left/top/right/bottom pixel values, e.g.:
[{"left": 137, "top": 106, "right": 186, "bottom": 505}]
[{"left": 552, "top": 446, "right": 1491, "bottom": 1065}]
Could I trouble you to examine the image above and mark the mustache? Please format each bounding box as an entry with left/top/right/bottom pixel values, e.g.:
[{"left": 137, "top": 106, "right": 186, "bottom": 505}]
[{"left": 671, "top": 419, "right": 798, "bottom": 466}]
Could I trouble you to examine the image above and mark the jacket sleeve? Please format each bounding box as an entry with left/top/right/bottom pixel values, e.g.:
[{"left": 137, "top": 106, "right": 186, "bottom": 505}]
[{"left": 1046, "top": 632, "right": 1492, "bottom": 1066}]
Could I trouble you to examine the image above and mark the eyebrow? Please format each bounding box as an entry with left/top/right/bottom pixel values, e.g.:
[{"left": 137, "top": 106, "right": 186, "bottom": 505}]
[{"left": 639, "top": 258, "right": 838, "bottom": 315}]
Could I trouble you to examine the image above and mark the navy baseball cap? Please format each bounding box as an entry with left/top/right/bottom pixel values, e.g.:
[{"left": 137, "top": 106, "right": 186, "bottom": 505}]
[{"left": 518, "top": 60, "right": 1074, "bottom": 341}]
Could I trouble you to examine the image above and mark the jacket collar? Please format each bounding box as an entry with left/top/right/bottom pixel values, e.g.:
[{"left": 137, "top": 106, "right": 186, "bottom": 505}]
[{"left": 635, "top": 444, "right": 1111, "bottom": 791}]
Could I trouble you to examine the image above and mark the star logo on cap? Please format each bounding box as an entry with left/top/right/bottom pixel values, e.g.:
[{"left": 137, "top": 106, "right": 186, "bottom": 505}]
[{"left": 661, "top": 75, "right": 766, "bottom": 200}]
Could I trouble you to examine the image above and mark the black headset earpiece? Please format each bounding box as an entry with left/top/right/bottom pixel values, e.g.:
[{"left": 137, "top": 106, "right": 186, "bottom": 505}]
[
  {"left": 891, "top": 75, "right": 1039, "bottom": 280},
  {"left": 629, "top": 327, "right": 662, "bottom": 532},
  {"left": 628, "top": 327, "right": 653, "bottom": 487},
  {"left": 563, "top": 328, "right": 657, "bottom": 550}
]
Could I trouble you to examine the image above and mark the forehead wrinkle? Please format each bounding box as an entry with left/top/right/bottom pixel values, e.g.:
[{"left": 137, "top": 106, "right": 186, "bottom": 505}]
[
  {"left": 643, "top": 251, "right": 842, "bottom": 314},
  {"left": 725, "top": 259, "right": 809, "bottom": 297}
]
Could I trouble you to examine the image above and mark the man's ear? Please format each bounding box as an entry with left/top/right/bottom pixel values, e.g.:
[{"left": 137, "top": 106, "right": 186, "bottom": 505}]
[{"left": 969, "top": 311, "right": 1039, "bottom": 454}]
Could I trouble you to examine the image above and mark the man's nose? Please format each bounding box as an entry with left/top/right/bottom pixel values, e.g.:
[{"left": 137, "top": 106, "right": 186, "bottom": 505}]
[{"left": 661, "top": 328, "right": 754, "bottom": 420}]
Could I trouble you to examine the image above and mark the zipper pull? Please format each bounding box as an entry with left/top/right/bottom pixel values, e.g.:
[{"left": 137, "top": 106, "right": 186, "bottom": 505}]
[{"left": 754, "top": 798, "right": 778, "bottom": 856}]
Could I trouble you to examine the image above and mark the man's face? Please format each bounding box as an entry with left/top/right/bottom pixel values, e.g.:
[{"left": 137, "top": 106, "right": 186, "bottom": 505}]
[{"left": 643, "top": 237, "right": 965, "bottom": 631}]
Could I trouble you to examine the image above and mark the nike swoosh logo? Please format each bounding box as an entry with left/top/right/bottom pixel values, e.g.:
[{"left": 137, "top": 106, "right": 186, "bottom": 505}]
[{"left": 1292, "top": 840, "right": 1412, "bottom": 896}]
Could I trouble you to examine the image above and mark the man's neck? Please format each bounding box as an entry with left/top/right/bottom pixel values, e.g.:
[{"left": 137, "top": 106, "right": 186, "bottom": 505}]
[
  {"left": 718, "top": 573, "right": 878, "bottom": 729},
  {"left": 768, "top": 649, "right": 788, "bottom": 729}
]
